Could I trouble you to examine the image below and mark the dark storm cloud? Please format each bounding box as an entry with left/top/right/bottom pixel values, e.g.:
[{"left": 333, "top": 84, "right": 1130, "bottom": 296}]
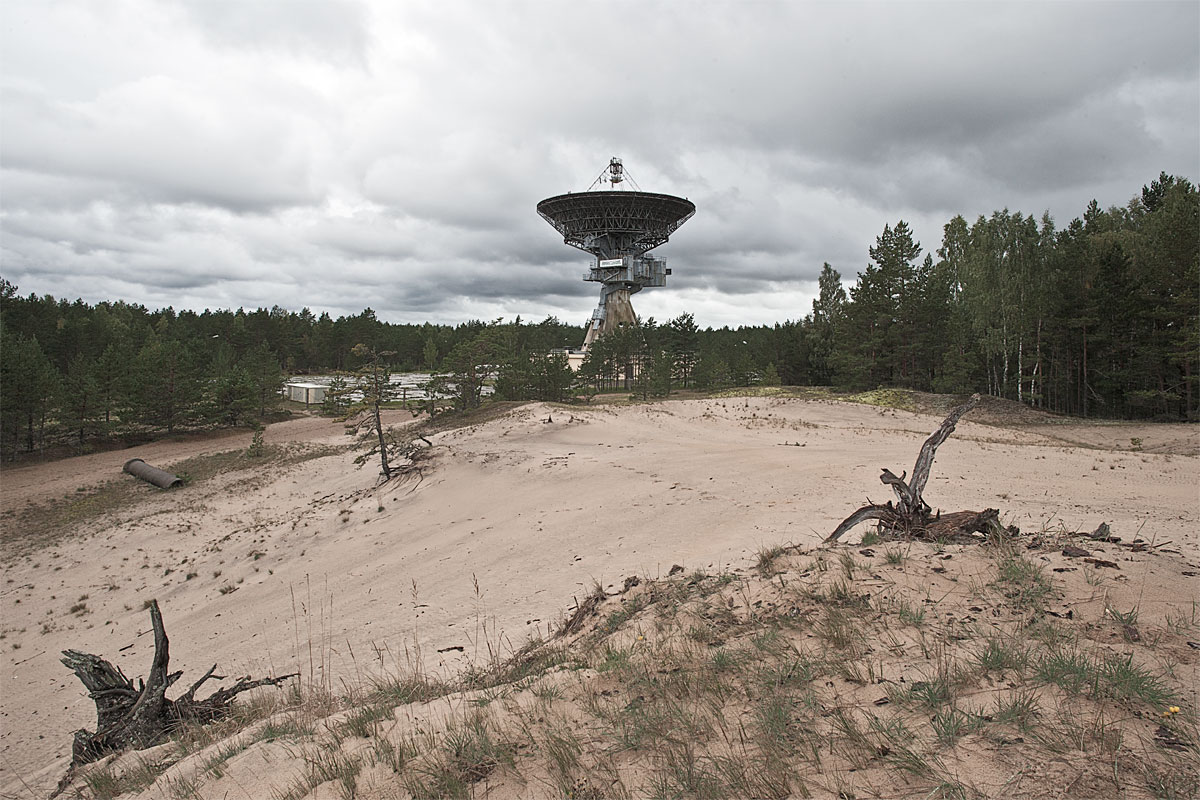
[{"left": 1, "top": 1, "right": 1196, "bottom": 329}]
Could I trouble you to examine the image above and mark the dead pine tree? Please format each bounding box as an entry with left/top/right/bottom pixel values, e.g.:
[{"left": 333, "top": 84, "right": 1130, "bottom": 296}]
[
  {"left": 53, "top": 600, "right": 296, "bottom": 797},
  {"left": 826, "top": 393, "right": 1006, "bottom": 544}
]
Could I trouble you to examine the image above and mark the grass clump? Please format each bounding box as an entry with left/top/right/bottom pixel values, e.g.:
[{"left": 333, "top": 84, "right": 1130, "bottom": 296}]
[
  {"left": 367, "top": 672, "right": 449, "bottom": 705},
  {"left": 334, "top": 702, "right": 394, "bottom": 740},
  {"left": 80, "top": 756, "right": 168, "bottom": 800},
  {"left": 301, "top": 744, "right": 363, "bottom": 800},
  {"left": 994, "top": 551, "right": 1053, "bottom": 607},
  {"left": 255, "top": 714, "right": 315, "bottom": 742},
  {"left": 403, "top": 711, "right": 514, "bottom": 799},
  {"left": 860, "top": 528, "right": 883, "bottom": 546},
  {"left": 1035, "top": 647, "right": 1096, "bottom": 693},
  {"left": 975, "top": 634, "right": 1029, "bottom": 674},
  {"left": 815, "top": 606, "right": 863, "bottom": 651},
  {"left": 540, "top": 724, "right": 586, "bottom": 797},
  {"left": 601, "top": 595, "right": 647, "bottom": 632},
  {"left": 1097, "top": 652, "right": 1174, "bottom": 707},
  {"left": 896, "top": 598, "right": 926, "bottom": 627},
  {"left": 930, "top": 706, "right": 986, "bottom": 746},
  {"left": 755, "top": 543, "right": 788, "bottom": 576},
  {"left": 371, "top": 734, "right": 418, "bottom": 775},
  {"left": 1034, "top": 648, "right": 1173, "bottom": 708}
]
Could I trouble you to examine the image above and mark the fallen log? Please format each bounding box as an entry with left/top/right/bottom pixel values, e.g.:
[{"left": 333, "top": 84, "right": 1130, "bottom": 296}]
[
  {"left": 827, "top": 394, "right": 1005, "bottom": 544},
  {"left": 53, "top": 600, "right": 296, "bottom": 797}
]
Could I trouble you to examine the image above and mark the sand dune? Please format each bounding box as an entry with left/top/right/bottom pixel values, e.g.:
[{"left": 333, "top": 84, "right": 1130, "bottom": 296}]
[{"left": 1, "top": 396, "right": 1196, "bottom": 797}]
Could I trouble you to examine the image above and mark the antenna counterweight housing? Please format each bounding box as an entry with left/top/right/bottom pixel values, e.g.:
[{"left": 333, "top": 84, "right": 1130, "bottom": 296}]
[{"left": 536, "top": 159, "right": 695, "bottom": 349}]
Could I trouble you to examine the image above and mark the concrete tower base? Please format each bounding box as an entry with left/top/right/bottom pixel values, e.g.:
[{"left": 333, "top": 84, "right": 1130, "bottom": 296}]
[{"left": 583, "top": 288, "right": 638, "bottom": 350}]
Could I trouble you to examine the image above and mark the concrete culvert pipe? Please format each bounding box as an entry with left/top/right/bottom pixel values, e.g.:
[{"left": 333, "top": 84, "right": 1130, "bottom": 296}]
[{"left": 123, "top": 458, "right": 183, "bottom": 489}]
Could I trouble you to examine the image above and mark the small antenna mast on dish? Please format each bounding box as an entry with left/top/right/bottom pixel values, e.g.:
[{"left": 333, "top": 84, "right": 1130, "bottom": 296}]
[
  {"left": 538, "top": 157, "right": 694, "bottom": 350},
  {"left": 586, "top": 157, "right": 643, "bottom": 192}
]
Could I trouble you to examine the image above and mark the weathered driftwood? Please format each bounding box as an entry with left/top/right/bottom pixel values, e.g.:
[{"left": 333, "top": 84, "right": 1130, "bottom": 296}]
[
  {"left": 54, "top": 601, "right": 296, "bottom": 796},
  {"left": 827, "top": 394, "right": 1003, "bottom": 544}
]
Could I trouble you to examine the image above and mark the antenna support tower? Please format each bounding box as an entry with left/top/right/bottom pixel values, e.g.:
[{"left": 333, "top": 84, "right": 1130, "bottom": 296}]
[{"left": 537, "top": 157, "right": 695, "bottom": 350}]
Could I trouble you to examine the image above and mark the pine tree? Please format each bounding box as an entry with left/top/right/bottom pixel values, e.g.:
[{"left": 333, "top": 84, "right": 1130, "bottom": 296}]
[
  {"left": 322, "top": 376, "right": 351, "bottom": 417},
  {"left": 130, "top": 337, "right": 202, "bottom": 434},
  {"left": 809, "top": 263, "right": 846, "bottom": 385},
  {"left": 348, "top": 344, "right": 397, "bottom": 478},
  {"left": 94, "top": 340, "right": 133, "bottom": 431},
  {"left": 665, "top": 313, "right": 700, "bottom": 388},
  {"left": 422, "top": 336, "right": 439, "bottom": 371},
  {"left": 58, "top": 354, "right": 102, "bottom": 447},
  {"left": 1133, "top": 176, "right": 1199, "bottom": 419},
  {"left": 530, "top": 351, "right": 574, "bottom": 402},
  {"left": 1087, "top": 242, "right": 1136, "bottom": 415},
  {"left": 575, "top": 341, "right": 607, "bottom": 396},
  {"left": 242, "top": 340, "right": 284, "bottom": 418},
  {"left": 205, "top": 367, "right": 256, "bottom": 427},
  {"left": 0, "top": 333, "right": 60, "bottom": 457},
  {"left": 441, "top": 326, "right": 503, "bottom": 411}
]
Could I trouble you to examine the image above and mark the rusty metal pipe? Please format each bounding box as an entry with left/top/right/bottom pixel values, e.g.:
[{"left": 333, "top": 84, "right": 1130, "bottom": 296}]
[{"left": 122, "top": 458, "right": 183, "bottom": 489}]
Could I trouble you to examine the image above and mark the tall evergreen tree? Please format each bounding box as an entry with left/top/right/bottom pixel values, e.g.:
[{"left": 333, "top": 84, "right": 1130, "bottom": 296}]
[
  {"left": 58, "top": 354, "right": 102, "bottom": 447},
  {"left": 242, "top": 340, "right": 284, "bottom": 417},
  {"left": 809, "top": 263, "right": 846, "bottom": 385},
  {"left": 833, "top": 222, "right": 922, "bottom": 388},
  {"left": 441, "top": 326, "right": 502, "bottom": 411},
  {"left": 94, "top": 339, "right": 134, "bottom": 431},
  {"left": 130, "top": 337, "right": 202, "bottom": 434},
  {"left": 664, "top": 313, "right": 700, "bottom": 388},
  {"left": 0, "top": 333, "right": 60, "bottom": 457}
]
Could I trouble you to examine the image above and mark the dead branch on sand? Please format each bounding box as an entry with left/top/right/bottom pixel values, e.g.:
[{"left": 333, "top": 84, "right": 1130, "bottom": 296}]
[
  {"left": 53, "top": 601, "right": 296, "bottom": 797},
  {"left": 557, "top": 584, "right": 608, "bottom": 638},
  {"left": 827, "top": 393, "right": 1007, "bottom": 544}
]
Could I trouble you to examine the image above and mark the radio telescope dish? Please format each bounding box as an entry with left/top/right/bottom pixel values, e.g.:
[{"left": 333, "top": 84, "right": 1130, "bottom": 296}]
[{"left": 537, "top": 158, "right": 696, "bottom": 350}]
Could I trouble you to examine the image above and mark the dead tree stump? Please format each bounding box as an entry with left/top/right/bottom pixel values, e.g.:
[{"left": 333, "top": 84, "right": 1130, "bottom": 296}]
[
  {"left": 54, "top": 601, "right": 297, "bottom": 796},
  {"left": 826, "top": 394, "right": 1004, "bottom": 544}
]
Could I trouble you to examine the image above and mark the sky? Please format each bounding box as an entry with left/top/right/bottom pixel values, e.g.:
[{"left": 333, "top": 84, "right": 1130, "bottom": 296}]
[{"left": 2, "top": 1, "right": 1197, "bottom": 330}]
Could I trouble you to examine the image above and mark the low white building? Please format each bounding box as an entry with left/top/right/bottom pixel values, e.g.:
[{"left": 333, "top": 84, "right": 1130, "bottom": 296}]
[{"left": 285, "top": 382, "right": 326, "bottom": 405}]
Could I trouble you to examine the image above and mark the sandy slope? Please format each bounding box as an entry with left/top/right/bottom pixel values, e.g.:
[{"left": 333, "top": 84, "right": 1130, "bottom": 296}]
[{"left": 1, "top": 398, "right": 1196, "bottom": 797}]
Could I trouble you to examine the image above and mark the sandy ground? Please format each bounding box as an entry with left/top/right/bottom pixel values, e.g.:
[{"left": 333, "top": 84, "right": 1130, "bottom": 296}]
[
  {"left": 0, "top": 398, "right": 1196, "bottom": 797},
  {"left": 0, "top": 416, "right": 346, "bottom": 513}
]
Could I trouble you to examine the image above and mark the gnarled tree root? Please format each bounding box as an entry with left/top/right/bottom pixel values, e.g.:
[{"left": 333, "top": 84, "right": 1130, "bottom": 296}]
[
  {"left": 827, "top": 394, "right": 1006, "bottom": 544},
  {"left": 52, "top": 601, "right": 297, "bottom": 797}
]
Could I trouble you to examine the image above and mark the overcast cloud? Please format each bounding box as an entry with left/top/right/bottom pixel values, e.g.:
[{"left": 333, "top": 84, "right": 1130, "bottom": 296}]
[{"left": 2, "top": 0, "right": 1197, "bottom": 329}]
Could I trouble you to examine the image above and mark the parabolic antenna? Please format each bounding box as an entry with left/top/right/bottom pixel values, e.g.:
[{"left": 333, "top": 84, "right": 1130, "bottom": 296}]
[{"left": 537, "top": 158, "right": 696, "bottom": 350}]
